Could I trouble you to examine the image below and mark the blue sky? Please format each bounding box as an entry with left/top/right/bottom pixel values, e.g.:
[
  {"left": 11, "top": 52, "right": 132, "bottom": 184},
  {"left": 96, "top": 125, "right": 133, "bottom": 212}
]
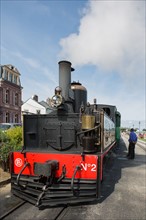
[{"left": 1, "top": 0, "right": 145, "bottom": 126}]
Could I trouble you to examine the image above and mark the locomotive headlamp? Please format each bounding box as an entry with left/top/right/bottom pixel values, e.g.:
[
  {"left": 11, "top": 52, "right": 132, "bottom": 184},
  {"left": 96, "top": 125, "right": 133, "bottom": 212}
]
[{"left": 51, "top": 86, "right": 63, "bottom": 107}]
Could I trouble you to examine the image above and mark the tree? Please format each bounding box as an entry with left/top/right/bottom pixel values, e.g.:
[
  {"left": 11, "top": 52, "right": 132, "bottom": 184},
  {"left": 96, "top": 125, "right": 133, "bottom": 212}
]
[{"left": 0, "top": 130, "right": 10, "bottom": 161}]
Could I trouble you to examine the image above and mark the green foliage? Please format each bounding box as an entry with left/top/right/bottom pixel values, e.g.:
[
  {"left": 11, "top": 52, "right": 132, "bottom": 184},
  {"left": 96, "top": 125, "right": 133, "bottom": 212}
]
[
  {"left": 120, "top": 127, "right": 127, "bottom": 132},
  {"left": 0, "top": 130, "right": 10, "bottom": 162},
  {"left": 0, "top": 129, "right": 8, "bottom": 142},
  {"left": 6, "top": 126, "right": 23, "bottom": 151},
  {"left": 0, "top": 127, "right": 23, "bottom": 162}
]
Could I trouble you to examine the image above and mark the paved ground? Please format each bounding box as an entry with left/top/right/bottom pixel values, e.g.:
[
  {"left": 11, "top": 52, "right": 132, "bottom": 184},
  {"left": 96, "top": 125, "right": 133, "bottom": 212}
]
[
  {"left": 57, "top": 135, "right": 146, "bottom": 220},
  {"left": 0, "top": 167, "right": 10, "bottom": 186}
]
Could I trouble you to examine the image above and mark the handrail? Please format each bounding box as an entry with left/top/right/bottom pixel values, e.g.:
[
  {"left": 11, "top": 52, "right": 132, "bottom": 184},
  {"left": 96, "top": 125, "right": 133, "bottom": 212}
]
[
  {"left": 71, "top": 165, "right": 81, "bottom": 196},
  {"left": 16, "top": 162, "right": 30, "bottom": 186}
]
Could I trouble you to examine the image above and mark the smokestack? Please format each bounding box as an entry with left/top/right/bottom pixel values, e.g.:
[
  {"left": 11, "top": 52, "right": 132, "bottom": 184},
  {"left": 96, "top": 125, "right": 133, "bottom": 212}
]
[{"left": 58, "top": 60, "right": 74, "bottom": 101}]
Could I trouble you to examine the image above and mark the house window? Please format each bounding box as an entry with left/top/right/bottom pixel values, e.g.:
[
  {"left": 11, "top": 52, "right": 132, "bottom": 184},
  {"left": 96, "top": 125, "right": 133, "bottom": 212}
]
[
  {"left": 15, "top": 93, "right": 18, "bottom": 105},
  {"left": 0, "top": 67, "right": 2, "bottom": 78},
  {"left": 15, "top": 114, "right": 18, "bottom": 123},
  {"left": 14, "top": 75, "right": 18, "bottom": 84},
  {"left": 4, "top": 69, "right": 8, "bottom": 80},
  {"left": 6, "top": 112, "right": 10, "bottom": 122},
  {"left": 18, "top": 77, "right": 21, "bottom": 86},
  {"left": 9, "top": 73, "right": 13, "bottom": 82},
  {"left": 5, "top": 89, "right": 10, "bottom": 104}
]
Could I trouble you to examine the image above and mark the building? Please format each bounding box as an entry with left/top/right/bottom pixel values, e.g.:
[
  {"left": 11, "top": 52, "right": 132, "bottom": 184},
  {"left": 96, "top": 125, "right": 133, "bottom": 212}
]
[
  {"left": 0, "top": 64, "right": 22, "bottom": 123},
  {"left": 39, "top": 100, "right": 53, "bottom": 114},
  {"left": 21, "top": 95, "right": 46, "bottom": 115},
  {"left": 21, "top": 95, "right": 53, "bottom": 116}
]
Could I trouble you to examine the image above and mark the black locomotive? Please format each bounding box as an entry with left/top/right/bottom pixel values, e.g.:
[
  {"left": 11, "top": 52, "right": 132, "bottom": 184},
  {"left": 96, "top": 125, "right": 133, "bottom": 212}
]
[{"left": 10, "top": 60, "right": 121, "bottom": 208}]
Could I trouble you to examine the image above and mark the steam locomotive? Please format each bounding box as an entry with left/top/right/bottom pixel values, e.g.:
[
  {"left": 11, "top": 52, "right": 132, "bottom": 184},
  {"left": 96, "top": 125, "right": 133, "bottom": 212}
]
[{"left": 10, "top": 61, "right": 121, "bottom": 208}]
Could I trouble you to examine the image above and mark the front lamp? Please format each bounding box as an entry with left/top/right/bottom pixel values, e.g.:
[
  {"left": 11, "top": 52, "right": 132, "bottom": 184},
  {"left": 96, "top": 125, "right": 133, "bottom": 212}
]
[{"left": 50, "top": 86, "right": 63, "bottom": 108}]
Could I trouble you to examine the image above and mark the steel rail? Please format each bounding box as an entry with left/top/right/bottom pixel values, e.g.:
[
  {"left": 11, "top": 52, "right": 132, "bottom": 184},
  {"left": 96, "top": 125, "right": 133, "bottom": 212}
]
[{"left": 0, "top": 201, "right": 26, "bottom": 219}]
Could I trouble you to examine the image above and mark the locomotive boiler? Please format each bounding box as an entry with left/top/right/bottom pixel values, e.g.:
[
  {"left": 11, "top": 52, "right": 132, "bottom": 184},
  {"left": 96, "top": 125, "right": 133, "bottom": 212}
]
[{"left": 10, "top": 60, "right": 121, "bottom": 208}]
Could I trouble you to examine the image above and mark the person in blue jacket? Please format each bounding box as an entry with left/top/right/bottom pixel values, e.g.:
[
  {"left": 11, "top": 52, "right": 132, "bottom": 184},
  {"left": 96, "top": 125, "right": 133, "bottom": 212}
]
[{"left": 127, "top": 128, "right": 137, "bottom": 159}]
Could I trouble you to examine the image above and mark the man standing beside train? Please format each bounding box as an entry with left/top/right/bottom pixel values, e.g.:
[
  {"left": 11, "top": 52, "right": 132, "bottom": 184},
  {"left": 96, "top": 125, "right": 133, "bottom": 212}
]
[{"left": 127, "top": 128, "right": 137, "bottom": 159}]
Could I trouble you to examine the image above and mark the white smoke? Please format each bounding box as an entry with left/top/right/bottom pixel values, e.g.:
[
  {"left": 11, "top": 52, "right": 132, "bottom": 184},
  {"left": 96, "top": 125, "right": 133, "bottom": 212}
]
[{"left": 59, "top": 0, "right": 145, "bottom": 77}]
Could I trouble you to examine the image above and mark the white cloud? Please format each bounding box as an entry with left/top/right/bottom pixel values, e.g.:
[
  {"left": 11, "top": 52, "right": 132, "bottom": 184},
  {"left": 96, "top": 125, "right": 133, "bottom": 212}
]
[{"left": 59, "top": 1, "right": 145, "bottom": 78}]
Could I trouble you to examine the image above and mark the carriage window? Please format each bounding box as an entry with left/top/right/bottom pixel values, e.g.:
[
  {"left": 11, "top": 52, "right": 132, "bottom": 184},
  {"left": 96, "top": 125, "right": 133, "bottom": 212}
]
[{"left": 103, "top": 108, "right": 110, "bottom": 116}]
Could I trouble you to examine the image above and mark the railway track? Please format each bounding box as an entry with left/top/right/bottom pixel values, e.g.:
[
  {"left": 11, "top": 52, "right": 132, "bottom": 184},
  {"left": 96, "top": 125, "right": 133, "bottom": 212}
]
[
  {"left": 0, "top": 201, "right": 26, "bottom": 220},
  {"left": 0, "top": 200, "right": 68, "bottom": 220},
  {"left": 0, "top": 182, "right": 68, "bottom": 220}
]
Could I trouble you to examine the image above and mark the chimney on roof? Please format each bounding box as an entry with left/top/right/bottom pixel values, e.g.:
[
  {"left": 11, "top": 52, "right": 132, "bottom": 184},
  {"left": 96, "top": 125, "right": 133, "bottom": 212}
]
[{"left": 32, "top": 94, "right": 38, "bottom": 102}]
